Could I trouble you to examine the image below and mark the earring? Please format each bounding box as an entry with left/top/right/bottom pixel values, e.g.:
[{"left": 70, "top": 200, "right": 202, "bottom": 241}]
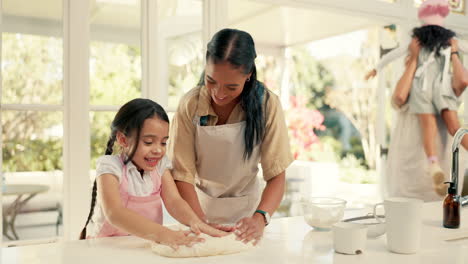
[{"left": 247, "top": 77, "right": 250, "bottom": 81}]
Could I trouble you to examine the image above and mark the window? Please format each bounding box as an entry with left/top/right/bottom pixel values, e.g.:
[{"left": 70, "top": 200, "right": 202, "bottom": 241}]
[
  {"left": 168, "top": 33, "right": 203, "bottom": 110},
  {"left": 166, "top": 0, "right": 203, "bottom": 112},
  {"left": 1, "top": 0, "right": 64, "bottom": 241},
  {"left": 89, "top": 0, "right": 141, "bottom": 166}
]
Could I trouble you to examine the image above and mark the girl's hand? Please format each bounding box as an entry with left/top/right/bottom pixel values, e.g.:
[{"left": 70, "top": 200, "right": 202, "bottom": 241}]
[
  {"left": 364, "top": 69, "right": 377, "bottom": 80},
  {"left": 408, "top": 38, "right": 421, "bottom": 58},
  {"left": 154, "top": 229, "right": 204, "bottom": 250},
  {"left": 189, "top": 220, "right": 230, "bottom": 237},
  {"left": 234, "top": 215, "right": 265, "bottom": 245},
  {"left": 450, "top": 38, "right": 459, "bottom": 52}
]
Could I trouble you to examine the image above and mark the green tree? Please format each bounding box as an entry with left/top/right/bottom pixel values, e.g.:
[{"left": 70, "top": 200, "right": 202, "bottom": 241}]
[
  {"left": 89, "top": 42, "right": 141, "bottom": 105},
  {"left": 289, "top": 48, "right": 335, "bottom": 110},
  {"left": 2, "top": 33, "right": 63, "bottom": 171},
  {"left": 1, "top": 33, "right": 143, "bottom": 171}
]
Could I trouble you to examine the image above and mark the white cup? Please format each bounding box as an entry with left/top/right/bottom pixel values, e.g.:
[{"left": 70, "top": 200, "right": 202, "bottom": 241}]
[
  {"left": 373, "top": 197, "right": 423, "bottom": 254},
  {"left": 333, "top": 222, "right": 367, "bottom": 255}
]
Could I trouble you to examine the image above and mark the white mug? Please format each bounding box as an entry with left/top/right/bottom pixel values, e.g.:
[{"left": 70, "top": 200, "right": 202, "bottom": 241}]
[
  {"left": 333, "top": 222, "right": 367, "bottom": 255},
  {"left": 373, "top": 197, "right": 423, "bottom": 254}
]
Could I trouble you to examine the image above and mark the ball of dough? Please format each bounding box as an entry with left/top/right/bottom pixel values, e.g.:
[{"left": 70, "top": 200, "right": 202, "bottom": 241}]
[{"left": 151, "top": 226, "right": 255, "bottom": 258}]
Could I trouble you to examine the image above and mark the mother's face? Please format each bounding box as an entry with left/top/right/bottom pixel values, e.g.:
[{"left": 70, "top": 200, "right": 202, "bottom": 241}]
[{"left": 204, "top": 61, "right": 251, "bottom": 107}]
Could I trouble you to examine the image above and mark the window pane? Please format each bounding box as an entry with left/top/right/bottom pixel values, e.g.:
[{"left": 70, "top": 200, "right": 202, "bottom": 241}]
[
  {"left": 2, "top": 0, "right": 63, "bottom": 105},
  {"left": 2, "top": 111, "right": 63, "bottom": 172},
  {"left": 90, "top": 0, "right": 141, "bottom": 105},
  {"left": 90, "top": 111, "right": 116, "bottom": 169},
  {"left": 2, "top": 109, "right": 63, "bottom": 197},
  {"left": 2, "top": 33, "right": 63, "bottom": 105},
  {"left": 1, "top": 10, "right": 63, "bottom": 104},
  {"left": 168, "top": 33, "right": 203, "bottom": 110},
  {"left": 166, "top": 0, "right": 203, "bottom": 110},
  {"left": 256, "top": 54, "right": 282, "bottom": 95}
]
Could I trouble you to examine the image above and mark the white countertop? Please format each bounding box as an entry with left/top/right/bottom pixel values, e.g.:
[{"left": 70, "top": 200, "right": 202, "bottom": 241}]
[{"left": 2, "top": 201, "right": 468, "bottom": 264}]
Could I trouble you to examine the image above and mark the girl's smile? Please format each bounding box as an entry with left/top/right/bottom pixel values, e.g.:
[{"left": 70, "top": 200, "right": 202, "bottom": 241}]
[{"left": 144, "top": 157, "right": 161, "bottom": 168}]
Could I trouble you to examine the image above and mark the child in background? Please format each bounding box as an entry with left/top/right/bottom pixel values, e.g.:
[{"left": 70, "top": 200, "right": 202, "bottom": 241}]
[
  {"left": 365, "top": 0, "right": 468, "bottom": 195},
  {"left": 79, "top": 98, "right": 226, "bottom": 249}
]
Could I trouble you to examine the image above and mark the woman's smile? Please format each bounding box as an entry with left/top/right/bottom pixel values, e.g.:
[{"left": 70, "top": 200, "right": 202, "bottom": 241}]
[{"left": 214, "top": 94, "right": 227, "bottom": 102}]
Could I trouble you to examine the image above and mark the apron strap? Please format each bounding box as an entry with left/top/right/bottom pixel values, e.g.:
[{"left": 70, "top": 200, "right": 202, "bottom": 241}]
[
  {"left": 118, "top": 154, "right": 129, "bottom": 190},
  {"left": 150, "top": 168, "right": 162, "bottom": 194}
]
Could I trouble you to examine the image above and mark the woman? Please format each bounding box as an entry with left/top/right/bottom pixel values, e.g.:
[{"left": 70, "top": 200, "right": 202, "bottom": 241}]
[
  {"left": 385, "top": 38, "right": 467, "bottom": 201},
  {"left": 366, "top": 0, "right": 468, "bottom": 192},
  {"left": 168, "top": 28, "right": 293, "bottom": 244}
]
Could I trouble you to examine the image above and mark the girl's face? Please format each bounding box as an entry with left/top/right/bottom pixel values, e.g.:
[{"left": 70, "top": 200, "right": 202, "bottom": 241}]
[
  {"left": 205, "top": 61, "right": 251, "bottom": 107},
  {"left": 119, "top": 117, "right": 169, "bottom": 172}
]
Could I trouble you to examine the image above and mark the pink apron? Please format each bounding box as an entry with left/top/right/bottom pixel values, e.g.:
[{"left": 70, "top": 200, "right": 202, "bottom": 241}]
[{"left": 94, "top": 160, "right": 163, "bottom": 237}]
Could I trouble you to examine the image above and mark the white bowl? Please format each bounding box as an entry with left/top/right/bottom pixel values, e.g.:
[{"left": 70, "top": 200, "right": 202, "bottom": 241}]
[
  {"left": 343, "top": 215, "right": 386, "bottom": 238},
  {"left": 301, "top": 197, "right": 347, "bottom": 230}
]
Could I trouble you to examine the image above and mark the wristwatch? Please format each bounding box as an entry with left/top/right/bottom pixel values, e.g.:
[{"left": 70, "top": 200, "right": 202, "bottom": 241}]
[{"left": 255, "top": 209, "right": 271, "bottom": 226}]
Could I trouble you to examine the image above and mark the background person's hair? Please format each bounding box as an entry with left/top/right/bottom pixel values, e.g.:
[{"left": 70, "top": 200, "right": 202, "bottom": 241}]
[
  {"left": 79, "top": 98, "right": 169, "bottom": 239},
  {"left": 412, "top": 25, "right": 456, "bottom": 56},
  {"left": 198, "top": 28, "right": 270, "bottom": 160}
]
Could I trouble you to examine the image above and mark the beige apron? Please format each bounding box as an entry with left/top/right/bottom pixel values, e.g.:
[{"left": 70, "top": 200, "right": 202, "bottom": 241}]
[{"left": 193, "top": 117, "right": 261, "bottom": 224}]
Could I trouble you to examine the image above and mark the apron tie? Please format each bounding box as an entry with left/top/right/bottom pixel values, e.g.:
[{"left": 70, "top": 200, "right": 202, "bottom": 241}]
[{"left": 414, "top": 51, "right": 436, "bottom": 92}]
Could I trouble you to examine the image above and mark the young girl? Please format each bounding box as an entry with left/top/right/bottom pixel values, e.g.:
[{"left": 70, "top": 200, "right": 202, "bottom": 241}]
[
  {"left": 79, "top": 98, "right": 226, "bottom": 249},
  {"left": 366, "top": 0, "right": 468, "bottom": 195}
]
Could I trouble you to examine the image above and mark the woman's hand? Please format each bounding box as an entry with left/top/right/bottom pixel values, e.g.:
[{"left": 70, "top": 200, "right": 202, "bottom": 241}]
[
  {"left": 234, "top": 214, "right": 265, "bottom": 245},
  {"left": 408, "top": 37, "right": 421, "bottom": 58},
  {"left": 154, "top": 229, "right": 204, "bottom": 250},
  {"left": 189, "top": 220, "right": 230, "bottom": 237},
  {"left": 364, "top": 69, "right": 377, "bottom": 80}
]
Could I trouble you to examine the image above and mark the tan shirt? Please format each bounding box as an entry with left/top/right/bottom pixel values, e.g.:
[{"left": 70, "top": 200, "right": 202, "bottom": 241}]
[{"left": 168, "top": 85, "right": 294, "bottom": 184}]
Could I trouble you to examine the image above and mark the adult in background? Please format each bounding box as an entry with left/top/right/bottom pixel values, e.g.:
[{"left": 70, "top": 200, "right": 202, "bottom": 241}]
[{"left": 385, "top": 38, "right": 467, "bottom": 201}]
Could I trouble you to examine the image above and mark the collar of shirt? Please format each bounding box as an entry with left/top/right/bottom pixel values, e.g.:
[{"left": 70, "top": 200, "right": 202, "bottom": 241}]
[
  {"left": 196, "top": 85, "right": 217, "bottom": 118},
  {"left": 195, "top": 85, "right": 245, "bottom": 123},
  {"left": 121, "top": 155, "right": 150, "bottom": 180}
]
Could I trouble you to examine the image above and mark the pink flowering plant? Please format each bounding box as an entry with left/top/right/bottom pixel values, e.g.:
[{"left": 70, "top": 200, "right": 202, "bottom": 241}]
[{"left": 287, "top": 96, "right": 326, "bottom": 161}]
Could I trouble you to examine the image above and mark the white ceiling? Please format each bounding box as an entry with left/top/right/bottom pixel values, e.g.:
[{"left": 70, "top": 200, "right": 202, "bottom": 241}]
[
  {"left": 228, "top": 1, "right": 384, "bottom": 48},
  {"left": 2, "top": 0, "right": 386, "bottom": 48}
]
